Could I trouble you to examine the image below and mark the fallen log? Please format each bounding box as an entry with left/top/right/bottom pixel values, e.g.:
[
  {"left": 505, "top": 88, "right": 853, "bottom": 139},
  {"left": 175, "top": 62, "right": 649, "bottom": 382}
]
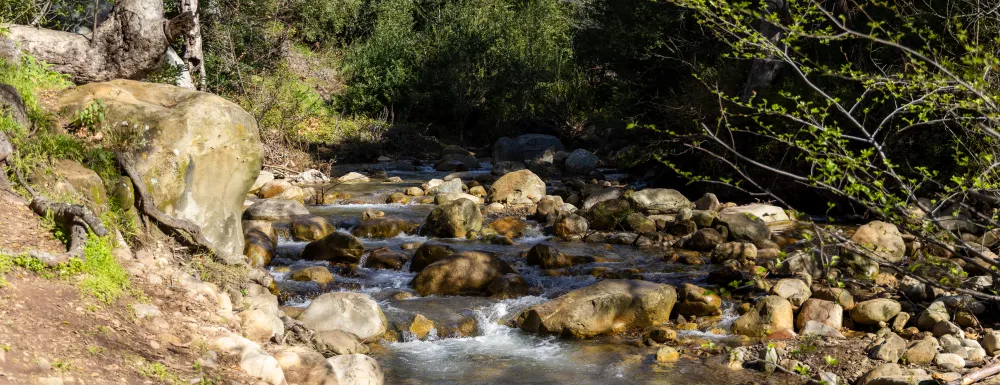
[
  {"left": 946, "top": 360, "right": 1000, "bottom": 385},
  {"left": 2, "top": 0, "right": 196, "bottom": 83}
]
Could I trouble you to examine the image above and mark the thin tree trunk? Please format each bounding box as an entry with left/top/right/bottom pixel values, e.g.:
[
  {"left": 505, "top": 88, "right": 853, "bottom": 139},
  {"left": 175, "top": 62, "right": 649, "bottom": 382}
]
[
  {"left": 2, "top": 0, "right": 195, "bottom": 84},
  {"left": 181, "top": 0, "right": 206, "bottom": 89}
]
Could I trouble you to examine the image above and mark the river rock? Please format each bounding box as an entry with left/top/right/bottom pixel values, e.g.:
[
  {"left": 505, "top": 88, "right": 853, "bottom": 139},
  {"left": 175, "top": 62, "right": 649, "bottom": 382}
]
[
  {"left": 917, "top": 301, "right": 949, "bottom": 330},
  {"left": 515, "top": 134, "right": 565, "bottom": 161},
  {"left": 711, "top": 242, "right": 757, "bottom": 263},
  {"left": 720, "top": 204, "right": 789, "bottom": 223},
  {"left": 812, "top": 287, "right": 856, "bottom": 310},
  {"left": 903, "top": 338, "right": 939, "bottom": 365},
  {"left": 352, "top": 217, "right": 418, "bottom": 238},
  {"left": 301, "top": 231, "right": 366, "bottom": 264},
  {"left": 313, "top": 330, "right": 370, "bottom": 356},
  {"left": 209, "top": 334, "right": 285, "bottom": 385},
  {"left": 59, "top": 80, "right": 262, "bottom": 257},
  {"left": 582, "top": 187, "right": 622, "bottom": 210},
  {"left": 689, "top": 228, "right": 725, "bottom": 251},
  {"left": 436, "top": 154, "right": 478, "bottom": 171},
  {"left": 628, "top": 188, "right": 692, "bottom": 213},
  {"left": 850, "top": 221, "right": 906, "bottom": 263},
  {"left": 526, "top": 244, "right": 574, "bottom": 269},
  {"left": 795, "top": 299, "right": 842, "bottom": 331},
  {"left": 431, "top": 178, "right": 465, "bottom": 194},
  {"left": 421, "top": 198, "right": 483, "bottom": 238},
  {"left": 694, "top": 193, "right": 722, "bottom": 211},
  {"left": 857, "top": 363, "right": 902, "bottom": 385},
  {"left": 487, "top": 273, "right": 531, "bottom": 299},
  {"left": 587, "top": 198, "right": 631, "bottom": 230},
  {"left": 675, "top": 283, "right": 722, "bottom": 317},
  {"left": 244, "top": 199, "right": 310, "bottom": 220},
  {"left": 238, "top": 308, "right": 284, "bottom": 343},
  {"left": 518, "top": 280, "right": 676, "bottom": 338},
  {"left": 409, "top": 242, "right": 457, "bottom": 272},
  {"left": 984, "top": 329, "right": 1000, "bottom": 355},
  {"left": 299, "top": 292, "right": 387, "bottom": 342},
  {"left": 337, "top": 172, "right": 370, "bottom": 183},
  {"left": 327, "top": 354, "right": 385, "bottom": 385},
  {"left": 935, "top": 353, "right": 965, "bottom": 371},
  {"left": 626, "top": 213, "right": 656, "bottom": 233},
  {"left": 869, "top": 332, "right": 907, "bottom": 362},
  {"left": 364, "top": 247, "right": 409, "bottom": 270},
  {"left": 731, "top": 296, "right": 794, "bottom": 337},
  {"left": 291, "top": 215, "right": 336, "bottom": 241},
  {"left": 435, "top": 192, "right": 484, "bottom": 205},
  {"left": 489, "top": 170, "right": 546, "bottom": 204},
  {"left": 488, "top": 217, "right": 528, "bottom": 239},
  {"left": 493, "top": 137, "right": 522, "bottom": 162},
  {"left": 800, "top": 320, "right": 845, "bottom": 339},
  {"left": 442, "top": 144, "right": 474, "bottom": 157},
  {"left": 656, "top": 346, "right": 680, "bottom": 363},
  {"left": 771, "top": 278, "right": 811, "bottom": 307},
  {"left": 274, "top": 346, "right": 333, "bottom": 385},
  {"left": 411, "top": 251, "right": 518, "bottom": 296},
  {"left": 554, "top": 214, "right": 589, "bottom": 239},
  {"left": 564, "top": 149, "right": 599, "bottom": 174},
  {"left": 244, "top": 228, "right": 276, "bottom": 267},
  {"left": 851, "top": 299, "right": 902, "bottom": 325},
  {"left": 715, "top": 214, "right": 767, "bottom": 245},
  {"left": 290, "top": 266, "right": 334, "bottom": 284}
]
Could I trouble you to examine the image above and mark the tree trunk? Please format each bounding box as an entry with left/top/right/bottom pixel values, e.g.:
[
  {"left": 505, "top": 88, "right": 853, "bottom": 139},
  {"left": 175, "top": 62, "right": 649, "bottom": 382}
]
[
  {"left": 2, "top": 0, "right": 195, "bottom": 84},
  {"left": 181, "top": 0, "right": 206, "bottom": 89}
]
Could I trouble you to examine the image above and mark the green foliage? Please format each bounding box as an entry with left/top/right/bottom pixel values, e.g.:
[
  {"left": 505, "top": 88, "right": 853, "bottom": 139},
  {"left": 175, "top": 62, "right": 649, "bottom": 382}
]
[
  {"left": 297, "top": 0, "right": 365, "bottom": 45},
  {"left": 79, "top": 235, "right": 130, "bottom": 304},
  {"left": 339, "top": 0, "right": 580, "bottom": 141}
]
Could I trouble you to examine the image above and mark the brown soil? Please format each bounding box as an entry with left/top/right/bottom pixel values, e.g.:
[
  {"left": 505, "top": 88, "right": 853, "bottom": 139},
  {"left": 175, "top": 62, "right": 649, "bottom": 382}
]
[{"left": 0, "top": 198, "right": 251, "bottom": 385}]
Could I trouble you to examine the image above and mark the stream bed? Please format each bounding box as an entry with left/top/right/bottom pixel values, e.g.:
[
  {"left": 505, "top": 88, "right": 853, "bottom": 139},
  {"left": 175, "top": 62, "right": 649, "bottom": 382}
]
[{"left": 265, "top": 163, "right": 760, "bottom": 384}]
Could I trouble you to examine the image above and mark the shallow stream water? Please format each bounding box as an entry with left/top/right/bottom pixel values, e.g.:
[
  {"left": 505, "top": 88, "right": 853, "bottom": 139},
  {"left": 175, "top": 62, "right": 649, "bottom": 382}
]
[{"left": 267, "top": 163, "right": 758, "bottom": 384}]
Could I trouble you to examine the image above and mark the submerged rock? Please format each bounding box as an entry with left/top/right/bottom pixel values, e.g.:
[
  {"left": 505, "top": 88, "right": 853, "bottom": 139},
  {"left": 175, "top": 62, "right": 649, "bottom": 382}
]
[
  {"left": 517, "top": 279, "right": 677, "bottom": 338},
  {"left": 290, "top": 266, "right": 334, "bottom": 284}
]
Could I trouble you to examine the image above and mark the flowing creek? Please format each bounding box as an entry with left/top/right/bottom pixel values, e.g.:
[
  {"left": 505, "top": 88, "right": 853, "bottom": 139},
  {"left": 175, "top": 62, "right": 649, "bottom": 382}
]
[{"left": 265, "top": 163, "right": 758, "bottom": 384}]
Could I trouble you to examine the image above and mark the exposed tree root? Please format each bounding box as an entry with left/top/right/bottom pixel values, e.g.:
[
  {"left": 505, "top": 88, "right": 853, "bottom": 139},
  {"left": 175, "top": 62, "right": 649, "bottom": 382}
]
[{"left": 12, "top": 168, "right": 106, "bottom": 260}]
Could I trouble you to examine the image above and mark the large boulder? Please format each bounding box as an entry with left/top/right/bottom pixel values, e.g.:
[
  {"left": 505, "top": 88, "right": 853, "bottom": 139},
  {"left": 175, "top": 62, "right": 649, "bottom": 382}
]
[
  {"left": 628, "top": 189, "right": 692, "bottom": 213},
  {"left": 58, "top": 80, "right": 262, "bottom": 257},
  {"left": 410, "top": 251, "right": 518, "bottom": 296},
  {"left": 301, "top": 232, "right": 366, "bottom": 264},
  {"left": 848, "top": 221, "right": 906, "bottom": 263},
  {"left": 731, "top": 296, "right": 795, "bottom": 337},
  {"left": 436, "top": 153, "right": 479, "bottom": 171},
  {"left": 420, "top": 198, "right": 483, "bottom": 238},
  {"left": 351, "top": 217, "right": 418, "bottom": 238},
  {"left": 517, "top": 280, "right": 677, "bottom": 338},
  {"left": 298, "top": 292, "right": 388, "bottom": 342},
  {"left": 515, "top": 134, "right": 565, "bottom": 160},
  {"left": 489, "top": 170, "right": 546, "bottom": 204},
  {"left": 586, "top": 199, "right": 632, "bottom": 230},
  {"left": 554, "top": 214, "right": 589, "bottom": 240},
  {"left": 564, "top": 149, "right": 599, "bottom": 175},
  {"left": 244, "top": 228, "right": 276, "bottom": 267}
]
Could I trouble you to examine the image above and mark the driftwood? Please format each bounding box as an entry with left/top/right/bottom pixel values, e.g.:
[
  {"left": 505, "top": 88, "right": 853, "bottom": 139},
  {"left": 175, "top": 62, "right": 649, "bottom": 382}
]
[
  {"left": 945, "top": 360, "right": 1000, "bottom": 385},
  {"left": 2, "top": 0, "right": 196, "bottom": 83}
]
